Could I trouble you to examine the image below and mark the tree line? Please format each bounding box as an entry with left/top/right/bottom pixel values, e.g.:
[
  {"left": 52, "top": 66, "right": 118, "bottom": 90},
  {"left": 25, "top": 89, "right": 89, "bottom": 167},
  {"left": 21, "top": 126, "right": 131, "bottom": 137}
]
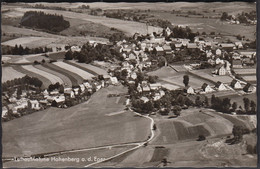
[
  {"left": 20, "top": 11, "right": 70, "bottom": 32},
  {"left": 2, "top": 44, "right": 52, "bottom": 55},
  {"left": 64, "top": 42, "right": 124, "bottom": 63}
]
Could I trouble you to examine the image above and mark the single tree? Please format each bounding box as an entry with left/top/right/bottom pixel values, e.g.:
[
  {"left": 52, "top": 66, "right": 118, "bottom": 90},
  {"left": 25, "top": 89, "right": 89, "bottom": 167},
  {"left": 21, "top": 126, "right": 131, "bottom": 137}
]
[{"left": 183, "top": 75, "right": 189, "bottom": 87}]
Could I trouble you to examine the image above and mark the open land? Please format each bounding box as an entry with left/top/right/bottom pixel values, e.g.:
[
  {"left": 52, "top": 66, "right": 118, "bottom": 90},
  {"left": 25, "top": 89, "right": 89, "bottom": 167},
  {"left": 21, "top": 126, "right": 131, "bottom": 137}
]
[{"left": 2, "top": 85, "right": 150, "bottom": 158}]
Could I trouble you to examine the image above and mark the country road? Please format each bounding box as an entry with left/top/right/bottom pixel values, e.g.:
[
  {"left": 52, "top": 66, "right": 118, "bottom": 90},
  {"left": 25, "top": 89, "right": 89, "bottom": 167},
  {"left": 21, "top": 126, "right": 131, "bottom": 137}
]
[{"left": 84, "top": 109, "right": 155, "bottom": 167}]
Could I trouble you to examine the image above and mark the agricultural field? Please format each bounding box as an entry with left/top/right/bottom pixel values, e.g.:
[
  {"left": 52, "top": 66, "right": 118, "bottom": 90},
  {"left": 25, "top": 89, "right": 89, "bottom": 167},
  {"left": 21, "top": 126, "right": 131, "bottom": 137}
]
[
  {"left": 12, "top": 65, "right": 52, "bottom": 89},
  {"left": 5, "top": 7, "right": 162, "bottom": 36},
  {"left": 152, "top": 108, "right": 252, "bottom": 145},
  {"left": 2, "top": 66, "right": 26, "bottom": 82},
  {"left": 233, "top": 68, "right": 256, "bottom": 75},
  {"left": 22, "top": 65, "right": 64, "bottom": 85},
  {"left": 147, "top": 66, "right": 178, "bottom": 78},
  {"left": 67, "top": 60, "right": 108, "bottom": 76},
  {"left": 43, "top": 63, "right": 84, "bottom": 86},
  {"left": 53, "top": 61, "right": 95, "bottom": 80},
  {"left": 2, "top": 85, "right": 150, "bottom": 158},
  {"left": 241, "top": 75, "right": 256, "bottom": 83},
  {"left": 190, "top": 69, "right": 233, "bottom": 84},
  {"left": 34, "top": 65, "right": 73, "bottom": 88}
]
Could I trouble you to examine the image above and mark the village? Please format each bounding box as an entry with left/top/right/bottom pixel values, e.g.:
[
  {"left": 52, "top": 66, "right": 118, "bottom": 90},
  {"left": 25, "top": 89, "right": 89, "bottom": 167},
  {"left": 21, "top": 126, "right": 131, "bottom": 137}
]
[{"left": 2, "top": 24, "right": 257, "bottom": 121}]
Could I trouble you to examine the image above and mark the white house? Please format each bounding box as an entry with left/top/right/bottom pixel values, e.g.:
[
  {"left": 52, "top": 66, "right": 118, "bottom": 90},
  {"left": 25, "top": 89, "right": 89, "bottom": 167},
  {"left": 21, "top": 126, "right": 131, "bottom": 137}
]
[
  {"left": 215, "top": 81, "right": 227, "bottom": 91},
  {"left": 79, "top": 84, "right": 86, "bottom": 92},
  {"left": 30, "top": 100, "right": 41, "bottom": 110},
  {"left": 230, "top": 80, "right": 242, "bottom": 89},
  {"left": 216, "top": 58, "right": 225, "bottom": 65},
  {"left": 216, "top": 49, "right": 222, "bottom": 56},
  {"left": 184, "top": 86, "right": 195, "bottom": 94},
  {"left": 140, "top": 96, "right": 149, "bottom": 103},
  {"left": 2, "top": 106, "right": 8, "bottom": 118},
  {"left": 201, "top": 83, "right": 214, "bottom": 93},
  {"left": 109, "top": 77, "right": 118, "bottom": 85}
]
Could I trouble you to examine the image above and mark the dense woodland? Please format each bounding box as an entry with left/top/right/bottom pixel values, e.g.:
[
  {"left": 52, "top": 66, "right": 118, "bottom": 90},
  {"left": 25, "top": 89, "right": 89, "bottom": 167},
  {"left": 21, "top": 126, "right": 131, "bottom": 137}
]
[{"left": 20, "top": 11, "right": 70, "bottom": 32}]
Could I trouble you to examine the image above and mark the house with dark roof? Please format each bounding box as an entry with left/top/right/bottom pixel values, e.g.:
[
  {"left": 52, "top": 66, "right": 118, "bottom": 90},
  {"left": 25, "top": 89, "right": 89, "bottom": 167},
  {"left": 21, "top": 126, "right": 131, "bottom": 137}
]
[
  {"left": 215, "top": 64, "right": 226, "bottom": 75},
  {"left": 243, "top": 83, "right": 256, "bottom": 93}
]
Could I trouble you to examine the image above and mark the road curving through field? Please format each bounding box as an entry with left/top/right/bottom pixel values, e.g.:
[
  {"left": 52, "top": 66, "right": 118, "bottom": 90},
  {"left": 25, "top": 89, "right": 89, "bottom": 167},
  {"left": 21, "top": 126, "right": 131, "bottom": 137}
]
[{"left": 84, "top": 109, "right": 155, "bottom": 167}]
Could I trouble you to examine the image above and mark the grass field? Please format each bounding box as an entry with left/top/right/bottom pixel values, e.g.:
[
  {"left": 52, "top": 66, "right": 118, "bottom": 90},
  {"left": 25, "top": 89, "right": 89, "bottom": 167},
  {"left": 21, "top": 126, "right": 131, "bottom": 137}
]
[
  {"left": 219, "top": 93, "right": 256, "bottom": 109},
  {"left": 3, "top": 145, "right": 135, "bottom": 168},
  {"left": 9, "top": 7, "right": 162, "bottom": 36},
  {"left": 2, "top": 66, "right": 26, "bottom": 82},
  {"left": 2, "top": 85, "right": 150, "bottom": 157},
  {"left": 34, "top": 65, "right": 73, "bottom": 87},
  {"left": 190, "top": 69, "right": 233, "bottom": 84},
  {"left": 2, "top": 36, "right": 57, "bottom": 48},
  {"left": 22, "top": 65, "right": 64, "bottom": 85},
  {"left": 12, "top": 65, "right": 52, "bottom": 89},
  {"left": 162, "top": 72, "right": 214, "bottom": 89},
  {"left": 53, "top": 61, "right": 95, "bottom": 80}
]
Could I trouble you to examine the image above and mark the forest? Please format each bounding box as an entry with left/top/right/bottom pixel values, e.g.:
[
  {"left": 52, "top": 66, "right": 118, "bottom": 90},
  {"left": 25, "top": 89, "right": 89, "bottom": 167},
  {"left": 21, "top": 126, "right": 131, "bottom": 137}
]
[{"left": 20, "top": 11, "right": 70, "bottom": 32}]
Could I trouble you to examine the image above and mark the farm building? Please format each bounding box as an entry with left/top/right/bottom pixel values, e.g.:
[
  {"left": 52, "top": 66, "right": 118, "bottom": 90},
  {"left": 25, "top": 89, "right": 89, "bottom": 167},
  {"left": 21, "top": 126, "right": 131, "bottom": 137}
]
[
  {"left": 230, "top": 80, "right": 242, "bottom": 89},
  {"left": 64, "top": 90, "right": 75, "bottom": 98},
  {"left": 184, "top": 86, "right": 195, "bottom": 94},
  {"left": 215, "top": 58, "right": 225, "bottom": 65},
  {"left": 215, "top": 49, "right": 222, "bottom": 56},
  {"left": 52, "top": 96, "right": 65, "bottom": 107},
  {"left": 140, "top": 96, "right": 149, "bottom": 103},
  {"left": 239, "top": 51, "right": 256, "bottom": 58},
  {"left": 174, "top": 43, "right": 183, "bottom": 50},
  {"left": 219, "top": 43, "right": 235, "bottom": 51},
  {"left": 2, "top": 106, "right": 8, "bottom": 118},
  {"left": 243, "top": 83, "right": 256, "bottom": 93},
  {"left": 109, "top": 77, "right": 118, "bottom": 85},
  {"left": 232, "top": 53, "right": 241, "bottom": 60},
  {"left": 235, "top": 42, "right": 243, "bottom": 49},
  {"left": 29, "top": 100, "right": 41, "bottom": 110},
  {"left": 154, "top": 46, "right": 164, "bottom": 56},
  {"left": 215, "top": 64, "right": 226, "bottom": 75},
  {"left": 215, "top": 81, "right": 227, "bottom": 91},
  {"left": 150, "top": 83, "right": 162, "bottom": 91},
  {"left": 201, "top": 83, "right": 214, "bottom": 93},
  {"left": 187, "top": 43, "right": 197, "bottom": 49}
]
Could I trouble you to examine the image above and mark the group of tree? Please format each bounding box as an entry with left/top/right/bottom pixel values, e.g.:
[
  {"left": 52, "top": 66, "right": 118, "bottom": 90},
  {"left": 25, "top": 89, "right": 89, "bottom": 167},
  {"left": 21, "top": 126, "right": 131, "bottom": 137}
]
[
  {"left": 20, "top": 11, "right": 70, "bottom": 32},
  {"left": 2, "top": 75, "right": 42, "bottom": 92},
  {"left": 2, "top": 44, "right": 52, "bottom": 55},
  {"left": 104, "top": 10, "right": 147, "bottom": 22},
  {"left": 210, "top": 94, "right": 256, "bottom": 114},
  {"left": 48, "top": 82, "right": 64, "bottom": 93},
  {"left": 225, "top": 125, "right": 251, "bottom": 144},
  {"left": 64, "top": 42, "right": 124, "bottom": 63}
]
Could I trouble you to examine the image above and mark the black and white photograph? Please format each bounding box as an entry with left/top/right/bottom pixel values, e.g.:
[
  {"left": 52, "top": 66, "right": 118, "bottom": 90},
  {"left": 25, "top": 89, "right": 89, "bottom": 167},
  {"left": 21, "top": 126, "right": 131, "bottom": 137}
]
[{"left": 1, "top": 1, "right": 258, "bottom": 168}]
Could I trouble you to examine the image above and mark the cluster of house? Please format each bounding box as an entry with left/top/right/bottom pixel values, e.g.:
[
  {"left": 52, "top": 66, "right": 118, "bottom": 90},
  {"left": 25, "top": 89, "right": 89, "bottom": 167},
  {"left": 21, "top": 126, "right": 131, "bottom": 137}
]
[
  {"left": 2, "top": 90, "right": 41, "bottom": 119},
  {"left": 183, "top": 79, "right": 256, "bottom": 95},
  {"left": 227, "top": 14, "right": 257, "bottom": 25},
  {"left": 2, "top": 74, "right": 120, "bottom": 120}
]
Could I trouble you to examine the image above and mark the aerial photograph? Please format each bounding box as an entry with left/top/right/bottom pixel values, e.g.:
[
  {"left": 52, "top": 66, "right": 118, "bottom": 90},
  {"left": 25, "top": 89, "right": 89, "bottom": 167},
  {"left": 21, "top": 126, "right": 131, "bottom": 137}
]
[{"left": 1, "top": 1, "right": 257, "bottom": 168}]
